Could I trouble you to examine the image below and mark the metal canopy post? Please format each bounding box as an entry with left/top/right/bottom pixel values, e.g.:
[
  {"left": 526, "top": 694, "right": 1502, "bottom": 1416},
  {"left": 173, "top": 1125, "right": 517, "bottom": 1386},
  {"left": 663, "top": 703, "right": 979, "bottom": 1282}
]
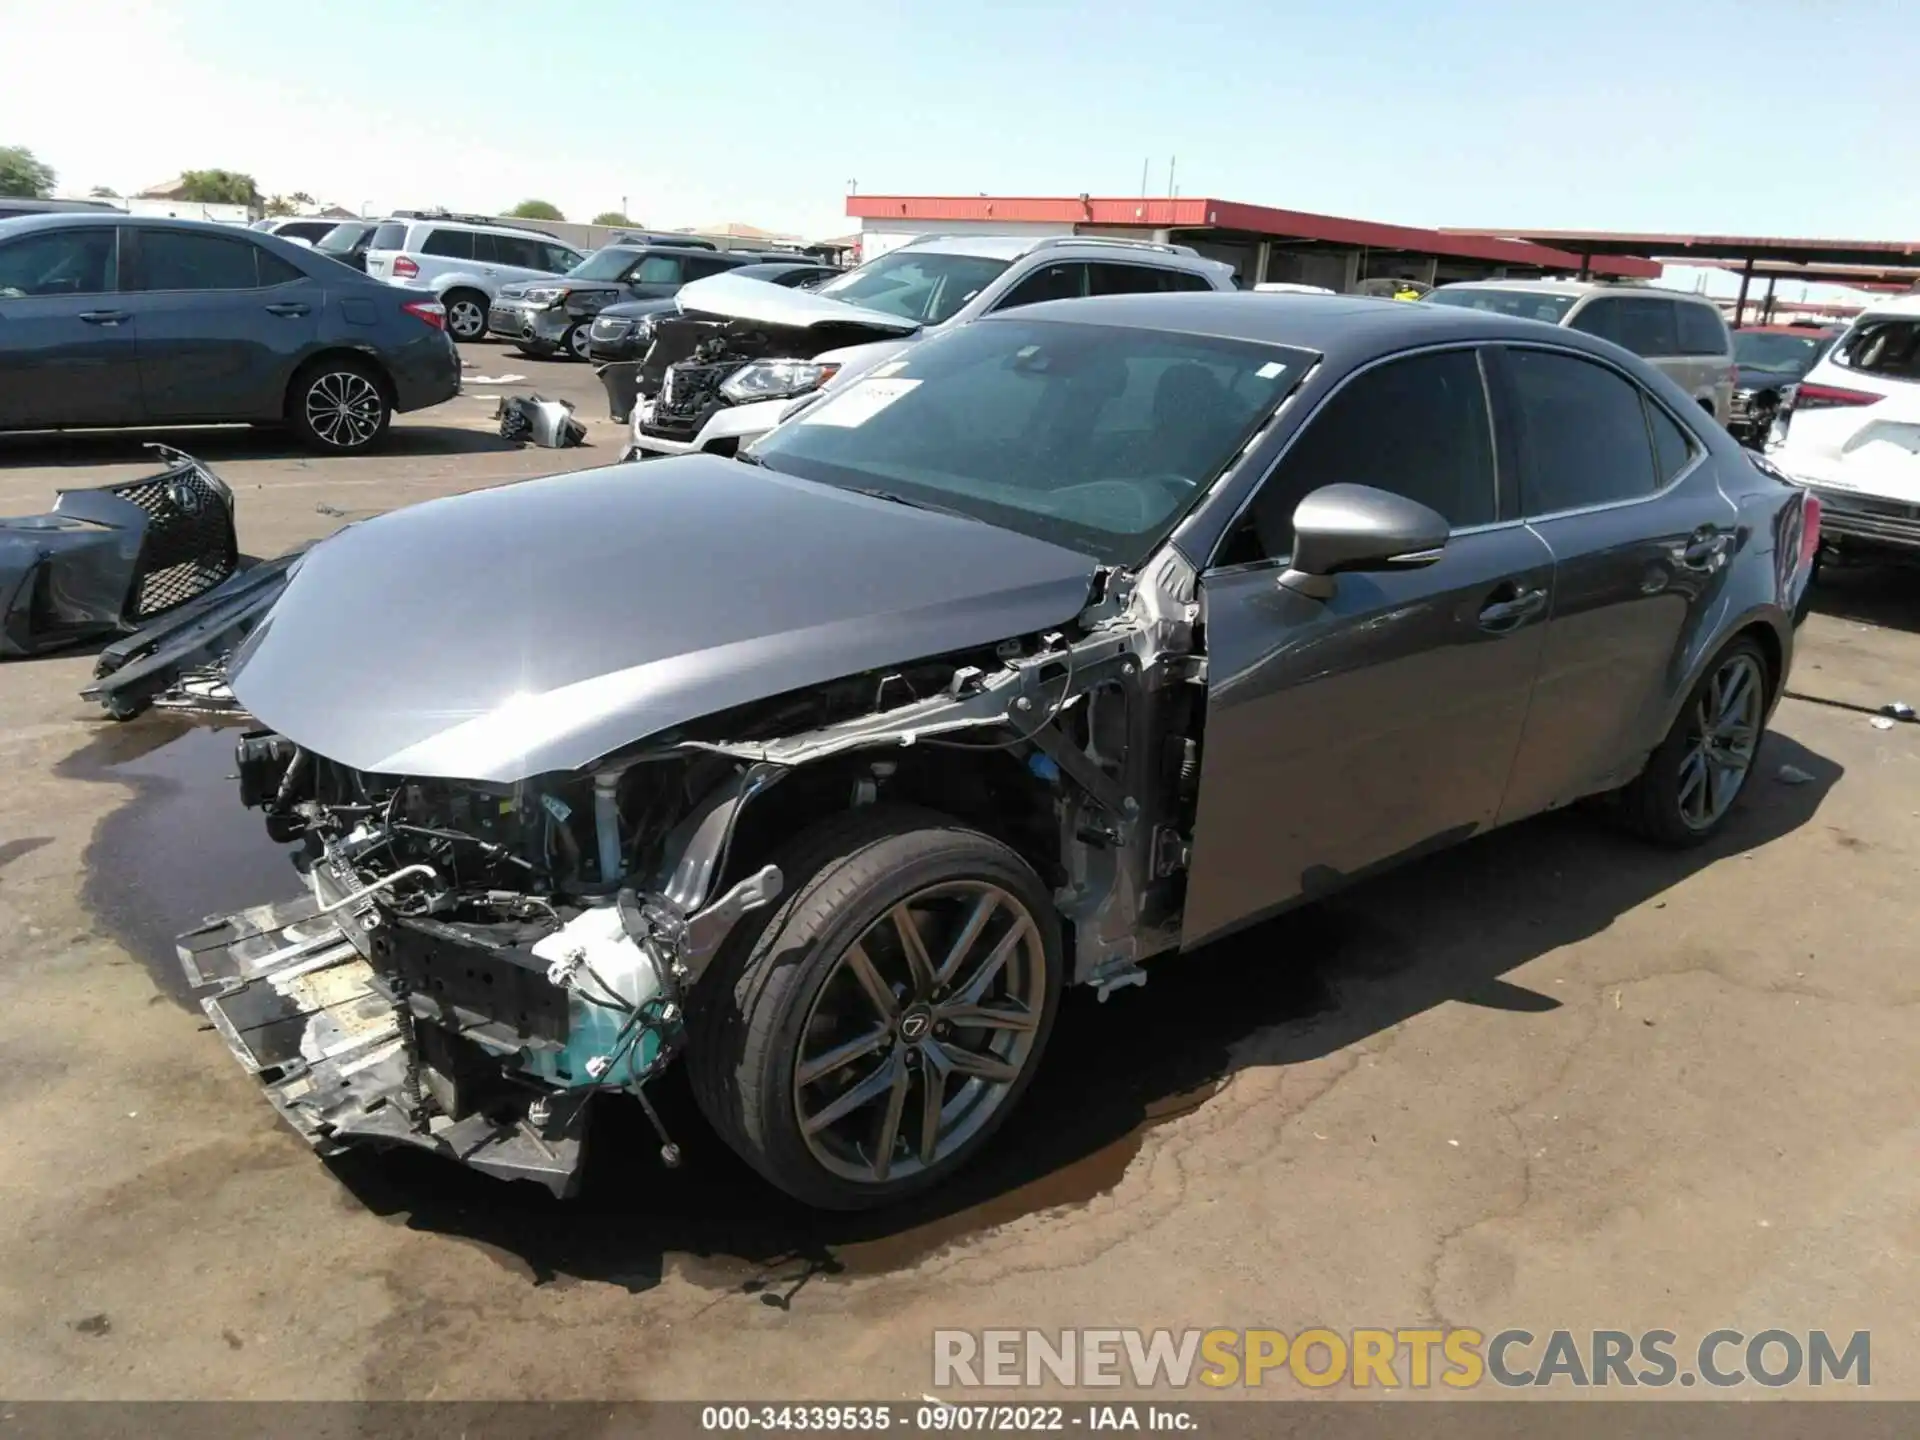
[
  {"left": 1762, "top": 275, "right": 1778, "bottom": 324},
  {"left": 1733, "top": 256, "right": 1755, "bottom": 329}
]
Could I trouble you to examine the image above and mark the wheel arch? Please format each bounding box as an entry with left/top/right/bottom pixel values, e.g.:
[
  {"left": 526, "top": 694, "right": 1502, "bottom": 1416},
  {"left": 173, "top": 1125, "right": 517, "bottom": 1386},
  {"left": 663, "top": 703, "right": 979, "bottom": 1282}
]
[{"left": 283, "top": 346, "right": 396, "bottom": 417}]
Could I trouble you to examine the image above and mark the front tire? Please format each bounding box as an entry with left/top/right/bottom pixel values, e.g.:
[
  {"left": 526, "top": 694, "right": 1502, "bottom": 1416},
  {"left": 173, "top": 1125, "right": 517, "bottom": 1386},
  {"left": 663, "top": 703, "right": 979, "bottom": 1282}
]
[
  {"left": 563, "top": 323, "right": 591, "bottom": 361},
  {"left": 687, "top": 808, "right": 1063, "bottom": 1210},
  {"left": 288, "top": 358, "right": 391, "bottom": 453},
  {"left": 443, "top": 289, "right": 489, "bottom": 342},
  {"left": 1617, "top": 636, "right": 1771, "bottom": 847}
]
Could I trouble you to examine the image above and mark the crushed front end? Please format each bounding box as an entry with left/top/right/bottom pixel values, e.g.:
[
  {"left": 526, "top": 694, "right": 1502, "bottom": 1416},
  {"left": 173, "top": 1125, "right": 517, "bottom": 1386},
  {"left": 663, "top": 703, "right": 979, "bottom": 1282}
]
[{"left": 179, "top": 742, "right": 784, "bottom": 1195}]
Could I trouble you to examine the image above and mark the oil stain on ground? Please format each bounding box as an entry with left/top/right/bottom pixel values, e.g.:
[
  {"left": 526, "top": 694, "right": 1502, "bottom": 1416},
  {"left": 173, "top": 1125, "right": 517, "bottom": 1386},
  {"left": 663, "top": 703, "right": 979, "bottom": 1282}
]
[{"left": 62, "top": 718, "right": 304, "bottom": 1007}]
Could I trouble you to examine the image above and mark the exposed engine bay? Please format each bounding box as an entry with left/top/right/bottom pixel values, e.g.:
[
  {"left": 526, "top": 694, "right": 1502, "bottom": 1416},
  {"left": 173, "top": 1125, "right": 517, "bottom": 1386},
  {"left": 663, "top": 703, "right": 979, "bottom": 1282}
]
[{"left": 168, "top": 549, "right": 1206, "bottom": 1195}]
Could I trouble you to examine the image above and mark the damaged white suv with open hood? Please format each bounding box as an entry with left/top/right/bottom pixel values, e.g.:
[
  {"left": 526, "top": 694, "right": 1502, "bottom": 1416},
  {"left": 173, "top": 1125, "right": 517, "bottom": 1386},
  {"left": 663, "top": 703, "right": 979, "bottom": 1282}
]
[{"left": 164, "top": 292, "right": 1811, "bottom": 1207}]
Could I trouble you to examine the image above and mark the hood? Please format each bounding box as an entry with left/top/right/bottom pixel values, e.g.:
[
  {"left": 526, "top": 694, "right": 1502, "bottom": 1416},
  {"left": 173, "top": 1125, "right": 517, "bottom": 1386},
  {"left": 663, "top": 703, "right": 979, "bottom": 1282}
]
[
  {"left": 675, "top": 272, "right": 921, "bottom": 336},
  {"left": 598, "top": 297, "right": 679, "bottom": 322},
  {"left": 227, "top": 455, "right": 1100, "bottom": 783}
]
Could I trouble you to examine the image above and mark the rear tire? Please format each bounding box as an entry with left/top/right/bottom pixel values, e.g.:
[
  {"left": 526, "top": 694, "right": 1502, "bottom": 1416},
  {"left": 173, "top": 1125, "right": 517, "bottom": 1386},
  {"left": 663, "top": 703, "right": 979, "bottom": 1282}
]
[
  {"left": 1616, "top": 636, "right": 1771, "bottom": 847},
  {"left": 287, "top": 358, "right": 391, "bottom": 454},
  {"left": 686, "top": 807, "right": 1063, "bottom": 1210},
  {"left": 443, "top": 289, "right": 489, "bottom": 343}
]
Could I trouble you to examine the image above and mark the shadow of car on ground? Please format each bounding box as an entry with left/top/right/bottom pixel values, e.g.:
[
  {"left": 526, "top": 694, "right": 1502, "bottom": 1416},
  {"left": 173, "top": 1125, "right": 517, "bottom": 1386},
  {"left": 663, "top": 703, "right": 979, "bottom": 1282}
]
[
  {"left": 1807, "top": 560, "right": 1920, "bottom": 634},
  {"left": 317, "top": 731, "right": 1844, "bottom": 1299},
  {"left": 0, "top": 418, "right": 519, "bottom": 469}
]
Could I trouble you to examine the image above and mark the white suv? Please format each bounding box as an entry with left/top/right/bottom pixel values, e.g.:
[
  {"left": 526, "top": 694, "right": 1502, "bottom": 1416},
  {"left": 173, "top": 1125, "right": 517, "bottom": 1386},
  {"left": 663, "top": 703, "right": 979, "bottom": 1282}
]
[
  {"left": 1768, "top": 293, "right": 1920, "bottom": 560},
  {"left": 362, "top": 215, "right": 585, "bottom": 341}
]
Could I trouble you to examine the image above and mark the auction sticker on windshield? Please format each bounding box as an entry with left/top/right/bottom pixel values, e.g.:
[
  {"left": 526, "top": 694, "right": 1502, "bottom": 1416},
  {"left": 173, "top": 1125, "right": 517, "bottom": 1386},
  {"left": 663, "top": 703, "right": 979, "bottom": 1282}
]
[{"left": 800, "top": 377, "right": 921, "bottom": 428}]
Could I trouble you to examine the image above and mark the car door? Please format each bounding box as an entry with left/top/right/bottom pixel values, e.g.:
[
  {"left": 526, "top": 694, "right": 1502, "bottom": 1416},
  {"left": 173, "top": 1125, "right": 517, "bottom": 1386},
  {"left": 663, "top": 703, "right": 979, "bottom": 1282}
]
[
  {"left": 121, "top": 227, "right": 322, "bottom": 421},
  {"left": 1182, "top": 345, "right": 1556, "bottom": 946},
  {"left": 1492, "top": 344, "right": 1738, "bottom": 822},
  {"left": 624, "top": 253, "right": 686, "bottom": 300},
  {"left": 0, "top": 225, "right": 142, "bottom": 427},
  {"left": 990, "top": 261, "right": 1091, "bottom": 311},
  {"left": 1675, "top": 301, "right": 1735, "bottom": 421},
  {"left": 482, "top": 233, "right": 546, "bottom": 284}
]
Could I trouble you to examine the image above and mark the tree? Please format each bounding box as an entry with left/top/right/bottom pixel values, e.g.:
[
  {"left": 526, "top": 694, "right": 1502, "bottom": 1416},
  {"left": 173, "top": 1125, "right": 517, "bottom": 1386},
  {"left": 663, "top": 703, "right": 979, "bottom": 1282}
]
[
  {"left": 263, "top": 195, "right": 297, "bottom": 216},
  {"left": 290, "top": 191, "right": 314, "bottom": 205},
  {"left": 592, "top": 210, "right": 634, "bottom": 226},
  {"left": 89, "top": 184, "right": 119, "bottom": 198},
  {"left": 176, "top": 169, "right": 262, "bottom": 207},
  {"left": 0, "top": 145, "right": 56, "bottom": 199},
  {"left": 507, "top": 199, "right": 565, "bottom": 221}
]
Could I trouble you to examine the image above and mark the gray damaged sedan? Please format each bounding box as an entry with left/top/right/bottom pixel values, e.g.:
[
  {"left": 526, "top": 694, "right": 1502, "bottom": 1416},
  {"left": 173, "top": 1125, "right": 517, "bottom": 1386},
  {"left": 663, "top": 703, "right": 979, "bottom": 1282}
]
[{"left": 177, "top": 293, "right": 1820, "bottom": 1206}]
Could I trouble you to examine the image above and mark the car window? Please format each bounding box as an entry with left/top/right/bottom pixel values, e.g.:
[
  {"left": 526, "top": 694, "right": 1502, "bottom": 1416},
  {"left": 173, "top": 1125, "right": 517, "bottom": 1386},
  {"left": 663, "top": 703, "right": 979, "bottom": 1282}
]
[
  {"left": 281, "top": 222, "right": 333, "bottom": 243},
  {"left": 1733, "top": 329, "right": 1826, "bottom": 376},
  {"left": 1675, "top": 302, "right": 1730, "bottom": 357},
  {"left": 1088, "top": 263, "right": 1207, "bottom": 296},
  {"left": 136, "top": 230, "right": 273, "bottom": 291},
  {"left": 1572, "top": 296, "right": 1678, "bottom": 357},
  {"left": 487, "top": 235, "right": 540, "bottom": 269},
  {"left": 683, "top": 254, "right": 737, "bottom": 280},
  {"left": 316, "top": 223, "right": 370, "bottom": 255},
  {"left": 1506, "top": 348, "right": 1660, "bottom": 515},
  {"left": 257, "top": 249, "right": 305, "bottom": 287},
  {"left": 367, "top": 222, "right": 408, "bottom": 251},
  {"left": 1426, "top": 287, "right": 1579, "bottom": 323},
  {"left": 0, "top": 228, "right": 116, "bottom": 297},
  {"left": 1833, "top": 317, "right": 1920, "bottom": 383},
  {"left": 420, "top": 228, "right": 475, "bottom": 260},
  {"left": 1646, "top": 399, "right": 1698, "bottom": 483},
  {"left": 542, "top": 243, "right": 581, "bottom": 274},
  {"left": 752, "top": 318, "right": 1307, "bottom": 566},
  {"left": 995, "top": 262, "right": 1090, "bottom": 309},
  {"left": 776, "top": 267, "right": 833, "bottom": 289},
  {"left": 633, "top": 254, "right": 684, "bottom": 284},
  {"left": 814, "top": 251, "right": 1012, "bottom": 326},
  {"left": 1219, "top": 348, "right": 1497, "bottom": 566}
]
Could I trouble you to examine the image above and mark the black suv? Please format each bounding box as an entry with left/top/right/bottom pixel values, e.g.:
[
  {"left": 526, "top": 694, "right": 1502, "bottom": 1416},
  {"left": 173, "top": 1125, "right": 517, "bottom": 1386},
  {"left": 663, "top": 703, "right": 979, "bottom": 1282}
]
[
  {"left": 0, "top": 214, "right": 460, "bottom": 452},
  {"left": 486, "top": 244, "right": 817, "bottom": 360}
]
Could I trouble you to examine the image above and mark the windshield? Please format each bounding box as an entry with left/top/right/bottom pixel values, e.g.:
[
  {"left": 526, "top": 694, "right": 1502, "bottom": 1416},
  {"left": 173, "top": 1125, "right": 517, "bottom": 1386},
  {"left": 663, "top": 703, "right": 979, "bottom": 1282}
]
[
  {"left": 1733, "top": 329, "right": 1826, "bottom": 377},
  {"left": 750, "top": 318, "right": 1309, "bottom": 565},
  {"left": 1425, "top": 287, "right": 1578, "bottom": 323},
  {"left": 814, "top": 250, "right": 1011, "bottom": 326},
  {"left": 315, "top": 223, "right": 369, "bottom": 254},
  {"left": 566, "top": 247, "right": 642, "bottom": 282}
]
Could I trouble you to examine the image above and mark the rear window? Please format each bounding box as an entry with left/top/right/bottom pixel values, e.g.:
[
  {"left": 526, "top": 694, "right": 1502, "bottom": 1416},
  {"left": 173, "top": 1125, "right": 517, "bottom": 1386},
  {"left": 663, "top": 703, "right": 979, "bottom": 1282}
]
[
  {"left": 1675, "top": 302, "right": 1730, "bottom": 356},
  {"left": 1425, "top": 287, "right": 1578, "bottom": 323},
  {"left": 367, "top": 222, "right": 408, "bottom": 251},
  {"left": 1570, "top": 297, "right": 1679, "bottom": 357},
  {"left": 316, "top": 223, "right": 370, "bottom": 254},
  {"left": 1834, "top": 317, "right": 1920, "bottom": 383}
]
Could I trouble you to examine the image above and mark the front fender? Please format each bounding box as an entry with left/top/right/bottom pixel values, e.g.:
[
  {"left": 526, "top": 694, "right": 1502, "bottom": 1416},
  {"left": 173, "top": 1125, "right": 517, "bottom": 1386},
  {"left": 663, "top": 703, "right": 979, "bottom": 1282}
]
[{"left": 431, "top": 271, "right": 492, "bottom": 297}]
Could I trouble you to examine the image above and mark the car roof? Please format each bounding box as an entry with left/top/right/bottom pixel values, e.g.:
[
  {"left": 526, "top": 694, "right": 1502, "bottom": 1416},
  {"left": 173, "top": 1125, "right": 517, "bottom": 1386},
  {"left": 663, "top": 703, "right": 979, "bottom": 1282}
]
[
  {"left": 1857, "top": 292, "right": 1920, "bottom": 318},
  {"left": 990, "top": 289, "right": 1660, "bottom": 364},
  {"left": 0, "top": 211, "right": 272, "bottom": 239},
  {"left": 1432, "top": 278, "right": 1726, "bottom": 310}
]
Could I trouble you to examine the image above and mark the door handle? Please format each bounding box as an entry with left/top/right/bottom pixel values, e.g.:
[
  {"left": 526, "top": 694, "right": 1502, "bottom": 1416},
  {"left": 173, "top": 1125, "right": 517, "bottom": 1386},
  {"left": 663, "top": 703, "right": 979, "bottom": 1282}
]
[
  {"left": 79, "top": 309, "right": 129, "bottom": 326},
  {"left": 264, "top": 302, "right": 310, "bottom": 318},
  {"left": 1675, "top": 527, "right": 1728, "bottom": 569},
  {"left": 1478, "top": 583, "right": 1548, "bottom": 632}
]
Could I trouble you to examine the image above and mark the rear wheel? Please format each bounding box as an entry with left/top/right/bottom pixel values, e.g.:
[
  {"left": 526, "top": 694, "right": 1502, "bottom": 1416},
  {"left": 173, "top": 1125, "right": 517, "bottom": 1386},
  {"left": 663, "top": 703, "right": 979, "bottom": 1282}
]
[
  {"left": 1617, "top": 637, "right": 1770, "bottom": 846},
  {"left": 687, "top": 808, "right": 1062, "bottom": 1210},
  {"left": 288, "top": 358, "right": 391, "bottom": 453},
  {"left": 443, "top": 289, "right": 489, "bottom": 342}
]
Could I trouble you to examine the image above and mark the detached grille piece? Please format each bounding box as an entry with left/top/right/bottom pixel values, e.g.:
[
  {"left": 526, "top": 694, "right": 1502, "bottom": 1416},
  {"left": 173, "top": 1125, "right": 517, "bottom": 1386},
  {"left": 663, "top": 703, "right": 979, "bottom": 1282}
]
[{"left": 114, "top": 467, "right": 238, "bottom": 620}]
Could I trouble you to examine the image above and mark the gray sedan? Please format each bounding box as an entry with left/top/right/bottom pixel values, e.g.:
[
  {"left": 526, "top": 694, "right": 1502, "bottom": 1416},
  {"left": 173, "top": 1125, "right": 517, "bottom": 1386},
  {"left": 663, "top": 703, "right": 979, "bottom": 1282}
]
[
  {"left": 166, "top": 292, "right": 1818, "bottom": 1208},
  {"left": 0, "top": 214, "right": 460, "bottom": 452}
]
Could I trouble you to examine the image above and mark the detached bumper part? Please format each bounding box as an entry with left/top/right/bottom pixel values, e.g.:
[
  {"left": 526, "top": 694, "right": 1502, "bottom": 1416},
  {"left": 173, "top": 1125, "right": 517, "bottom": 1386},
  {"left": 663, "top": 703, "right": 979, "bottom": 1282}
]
[{"left": 177, "top": 896, "right": 589, "bottom": 1195}]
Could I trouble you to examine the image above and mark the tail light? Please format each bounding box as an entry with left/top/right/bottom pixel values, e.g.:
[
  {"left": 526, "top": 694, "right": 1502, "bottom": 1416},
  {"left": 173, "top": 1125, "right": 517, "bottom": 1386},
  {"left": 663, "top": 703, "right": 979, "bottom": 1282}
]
[
  {"left": 401, "top": 300, "right": 446, "bottom": 330},
  {"left": 392, "top": 255, "right": 420, "bottom": 279},
  {"left": 1792, "top": 381, "right": 1881, "bottom": 411},
  {"left": 1798, "top": 491, "right": 1822, "bottom": 574}
]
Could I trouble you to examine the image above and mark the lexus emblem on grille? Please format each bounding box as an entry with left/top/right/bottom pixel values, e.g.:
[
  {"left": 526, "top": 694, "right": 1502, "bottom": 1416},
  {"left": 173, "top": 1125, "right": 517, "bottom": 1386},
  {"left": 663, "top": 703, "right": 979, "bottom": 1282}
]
[{"left": 166, "top": 480, "right": 204, "bottom": 516}]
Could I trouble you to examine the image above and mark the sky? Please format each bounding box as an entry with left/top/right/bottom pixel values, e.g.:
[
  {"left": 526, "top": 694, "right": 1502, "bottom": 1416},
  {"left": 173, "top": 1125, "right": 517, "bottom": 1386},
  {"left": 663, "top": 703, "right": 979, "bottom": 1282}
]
[{"left": 3, "top": 0, "right": 1915, "bottom": 299}]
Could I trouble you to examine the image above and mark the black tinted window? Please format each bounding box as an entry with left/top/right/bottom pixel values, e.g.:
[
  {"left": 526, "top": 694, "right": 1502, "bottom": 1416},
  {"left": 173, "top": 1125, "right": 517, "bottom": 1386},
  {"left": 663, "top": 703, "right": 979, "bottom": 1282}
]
[
  {"left": 492, "top": 235, "right": 546, "bottom": 269},
  {"left": 138, "top": 231, "right": 268, "bottom": 291},
  {"left": 996, "top": 262, "right": 1088, "bottom": 309},
  {"left": 1089, "top": 263, "right": 1209, "bottom": 296},
  {"left": 368, "top": 222, "right": 408, "bottom": 250},
  {"left": 1507, "top": 349, "right": 1659, "bottom": 515},
  {"left": 1835, "top": 318, "right": 1920, "bottom": 383},
  {"left": 421, "top": 228, "right": 475, "bottom": 260},
  {"left": 1224, "top": 349, "right": 1496, "bottom": 564},
  {"left": 1572, "top": 296, "right": 1677, "bottom": 357},
  {"left": 0, "top": 228, "right": 115, "bottom": 296},
  {"left": 683, "top": 254, "right": 737, "bottom": 280},
  {"left": 1675, "top": 302, "right": 1729, "bottom": 356},
  {"left": 257, "top": 250, "right": 305, "bottom": 286},
  {"left": 1646, "top": 399, "right": 1697, "bottom": 483}
]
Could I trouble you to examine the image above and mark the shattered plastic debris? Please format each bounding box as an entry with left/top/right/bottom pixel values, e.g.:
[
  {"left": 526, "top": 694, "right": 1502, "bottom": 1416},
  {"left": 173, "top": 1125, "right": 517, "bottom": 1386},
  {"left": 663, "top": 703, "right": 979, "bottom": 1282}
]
[
  {"left": 1881, "top": 701, "right": 1916, "bottom": 722},
  {"left": 495, "top": 394, "right": 586, "bottom": 448},
  {"left": 468, "top": 373, "right": 528, "bottom": 385},
  {"left": 1870, "top": 716, "right": 1896, "bottom": 730},
  {"left": 1775, "top": 763, "right": 1815, "bottom": 785}
]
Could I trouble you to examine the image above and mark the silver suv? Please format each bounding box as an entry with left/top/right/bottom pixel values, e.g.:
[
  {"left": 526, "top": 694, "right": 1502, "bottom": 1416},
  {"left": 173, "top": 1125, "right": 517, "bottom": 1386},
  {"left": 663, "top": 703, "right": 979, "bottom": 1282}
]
[
  {"left": 362, "top": 215, "right": 585, "bottom": 341},
  {"left": 1426, "top": 280, "right": 1737, "bottom": 424}
]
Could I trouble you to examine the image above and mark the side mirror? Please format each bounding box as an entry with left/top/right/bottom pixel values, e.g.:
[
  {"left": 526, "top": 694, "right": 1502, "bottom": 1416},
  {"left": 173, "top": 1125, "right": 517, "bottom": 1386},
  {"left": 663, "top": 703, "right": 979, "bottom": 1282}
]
[{"left": 1280, "top": 483, "right": 1448, "bottom": 599}]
